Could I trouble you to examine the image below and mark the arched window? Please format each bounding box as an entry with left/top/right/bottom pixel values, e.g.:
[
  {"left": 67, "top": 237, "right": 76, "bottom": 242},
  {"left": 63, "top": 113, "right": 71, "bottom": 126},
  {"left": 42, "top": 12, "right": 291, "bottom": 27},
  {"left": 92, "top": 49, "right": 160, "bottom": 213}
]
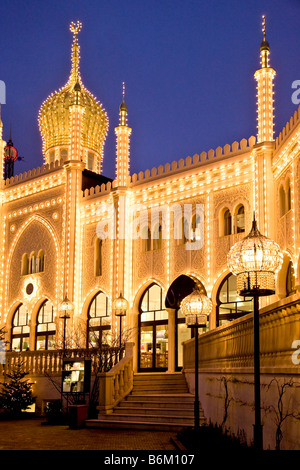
[
  {"left": 35, "top": 300, "right": 56, "bottom": 350},
  {"left": 286, "top": 261, "right": 296, "bottom": 297},
  {"left": 286, "top": 178, "right": 292, "bottom": 212},
  {"left": 216, "top": 274, "right": 253, "bottom": 326},
  {"left": 139, "top": 283, "right": 168, "bottom": 371},
  {"left": 235, "top": 205, "right": 245, "bottom": 233},
  {"left": 223, "top": 209, "right": 232, "bottom": 236},
  {"left": 29, "top": 252, "right": 37, "bottom": 274},
  {"left": 88, "top": 153, "right": 94, "bottom": 171},
  {"left": 60, "top": 149, "right": 68, "bottom": 161},
  {"left": 37, "top": 250, "right": 44, "bottom": 273},
  {"left": 87, "top": 292, "right": 111, "bottom": 348},
  {"left": 152, "top": 223, "right": 162, "bottom": 250},
  {"left": 49, "top": 151, "right": 55, "bottom": 165},
  {"left": 279, "top": 185, "right": 286, "bottom": 217},
  {"left": 142, "top": 225, "right": 151, "bottom": 252},
  {"left": 11, "top": 304, "right": 30, "bottom": 351},
  {"left": 21, "top": 253, "right": 29, "bottom": 275},
  {"left": 95, "top": 238, "right": 102, "bottom": 276},
  {"left": 191, "top": 213, "right": 201, "bottom": 243}
]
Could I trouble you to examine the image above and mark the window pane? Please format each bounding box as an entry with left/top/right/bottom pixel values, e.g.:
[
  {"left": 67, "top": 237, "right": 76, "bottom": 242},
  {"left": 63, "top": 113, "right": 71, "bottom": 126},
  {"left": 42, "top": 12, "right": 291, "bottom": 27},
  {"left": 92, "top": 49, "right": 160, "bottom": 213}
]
[
  {"left": 156, "top": 325, "right": 168, "bottom": 368},
  {"left": 140, "top": 326, "right": 153, "bottom": 369},
  {"left": 95, "top": 294, "right": 107, "bottom": 317},
  {"left": 148, "top": 284, "right": 162, "bottom": 311},
  {"left": 155, "top": 310, "right": 168, "bottom": 321},
  {"left": 140, "top": 293, "right": 148, "bottom": 312},
  {"left": 37, "top": 324, "right": 47, "bottom": 332},
  {"left": 141, "top": 311, "right": 154, "bottom": 322},
  {"left": 12, "top": 338, "right": 21, "bottom": 351},
  {"left": 36, "top": 336, "right": 46, "bottom": 350}
]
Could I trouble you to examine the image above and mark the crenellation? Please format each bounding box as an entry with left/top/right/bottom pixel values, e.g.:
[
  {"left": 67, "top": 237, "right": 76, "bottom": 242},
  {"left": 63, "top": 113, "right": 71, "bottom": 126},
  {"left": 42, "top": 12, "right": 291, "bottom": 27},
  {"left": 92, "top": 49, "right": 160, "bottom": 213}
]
[
  {"left": 128, "top": 136, "right": 256, "bottom": 187},
  {"left": 208, "top": 149, "right": 214, "bottom": 159},
  {"left": 223, "top": 143, "right": 231, "bottom": 155},
  {"left": 216, "top": 146, "right": 222, "bottom": 157},
  {"left": 193, "top": 154, "right": 199, "bottom": 164},
  {"left": 185, "top": 156, "right": 192, "bottom": 167}
]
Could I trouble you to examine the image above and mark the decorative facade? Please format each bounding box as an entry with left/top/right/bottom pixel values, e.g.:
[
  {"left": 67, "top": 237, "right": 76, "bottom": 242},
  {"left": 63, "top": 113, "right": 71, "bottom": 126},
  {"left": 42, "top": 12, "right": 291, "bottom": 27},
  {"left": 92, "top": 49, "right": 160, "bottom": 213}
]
[{"left": 0, "top": 20, "right": 299, "bottom": 380}]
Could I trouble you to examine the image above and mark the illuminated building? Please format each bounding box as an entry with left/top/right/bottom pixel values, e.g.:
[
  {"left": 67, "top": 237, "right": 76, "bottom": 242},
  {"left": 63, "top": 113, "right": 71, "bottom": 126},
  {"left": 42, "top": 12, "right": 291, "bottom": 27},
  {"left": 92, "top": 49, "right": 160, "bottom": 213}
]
[{"left": 0, "top": 19, "right": 299, "bottom": 446}]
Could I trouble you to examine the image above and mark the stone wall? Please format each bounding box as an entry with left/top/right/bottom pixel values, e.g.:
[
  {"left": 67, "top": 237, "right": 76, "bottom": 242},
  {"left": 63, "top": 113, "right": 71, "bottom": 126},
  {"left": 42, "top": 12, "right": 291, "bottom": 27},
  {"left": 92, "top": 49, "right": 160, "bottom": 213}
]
[{"left": 183, "top": 293, "right": 300, "bottom": 450}]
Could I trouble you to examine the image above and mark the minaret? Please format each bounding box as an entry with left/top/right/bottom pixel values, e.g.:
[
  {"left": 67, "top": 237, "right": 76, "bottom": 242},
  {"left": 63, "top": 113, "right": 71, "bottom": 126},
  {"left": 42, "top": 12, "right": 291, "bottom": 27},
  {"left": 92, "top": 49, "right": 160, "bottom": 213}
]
[
  {"left": 112, "top": 84, "right": 132, "bottom": 338},
  {"left": 254, "top": 15, "right": 276, "bottom": 143},
  {"left": 115, "top": 83, "right": 132, "bottom": 187}
]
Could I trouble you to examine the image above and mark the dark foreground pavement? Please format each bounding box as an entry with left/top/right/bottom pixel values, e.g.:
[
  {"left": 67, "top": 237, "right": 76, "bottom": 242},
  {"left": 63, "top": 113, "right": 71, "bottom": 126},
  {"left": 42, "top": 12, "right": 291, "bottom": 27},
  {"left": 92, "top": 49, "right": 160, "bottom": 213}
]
[{"left": 0, "top": 418, "right": 179, "bottom": 451}]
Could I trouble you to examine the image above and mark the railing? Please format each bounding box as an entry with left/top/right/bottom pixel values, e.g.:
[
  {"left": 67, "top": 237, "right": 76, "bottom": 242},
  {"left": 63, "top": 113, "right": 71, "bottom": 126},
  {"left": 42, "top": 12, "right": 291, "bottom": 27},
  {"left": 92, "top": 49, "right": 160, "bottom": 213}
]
[
  {"left": 0, "top": 346, "right": 124, "bottom": 377},
  {"left": 97, "top": 342, "right": 134, "bottom": 415},
  {"left": 183, "top": 293, "right": 300, "bottom": 374}
]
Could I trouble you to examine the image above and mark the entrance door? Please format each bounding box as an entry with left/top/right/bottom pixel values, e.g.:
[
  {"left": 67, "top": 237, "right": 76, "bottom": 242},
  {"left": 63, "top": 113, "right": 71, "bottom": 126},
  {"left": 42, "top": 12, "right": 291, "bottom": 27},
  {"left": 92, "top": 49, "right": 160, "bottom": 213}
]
[{"left": 138, "top": 284, "right": 168, "bottom": 371}]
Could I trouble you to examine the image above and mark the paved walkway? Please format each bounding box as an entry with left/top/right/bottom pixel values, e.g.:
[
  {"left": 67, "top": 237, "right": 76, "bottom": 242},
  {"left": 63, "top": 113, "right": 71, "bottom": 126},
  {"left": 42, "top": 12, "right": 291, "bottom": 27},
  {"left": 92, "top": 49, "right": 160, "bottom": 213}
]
[{"left": 0, "top": 418, "right": 179, "bottom": 450}]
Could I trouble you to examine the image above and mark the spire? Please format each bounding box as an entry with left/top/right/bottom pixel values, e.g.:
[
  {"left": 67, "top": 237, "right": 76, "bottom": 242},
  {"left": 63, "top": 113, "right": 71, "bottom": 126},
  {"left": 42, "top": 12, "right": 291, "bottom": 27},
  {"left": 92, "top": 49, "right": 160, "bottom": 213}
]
[
  {"left": 260, "top": 15, "right": 270, "bottom": 68},
  {"left": 119, "top": 82, "right": 127, "bottom": 126},
  {"left": 69, "top": 21, "right": 82, "bottom": 87},
  {"left": 254, "top": 15, "right": 276, "bottom": 143}
]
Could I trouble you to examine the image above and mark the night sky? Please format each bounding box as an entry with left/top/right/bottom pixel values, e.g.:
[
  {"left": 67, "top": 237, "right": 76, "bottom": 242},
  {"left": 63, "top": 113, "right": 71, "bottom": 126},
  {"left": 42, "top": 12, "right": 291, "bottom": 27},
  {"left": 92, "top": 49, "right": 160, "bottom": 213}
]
[{"left": 1, "top": 0, "right": 300, "bottom": 180}]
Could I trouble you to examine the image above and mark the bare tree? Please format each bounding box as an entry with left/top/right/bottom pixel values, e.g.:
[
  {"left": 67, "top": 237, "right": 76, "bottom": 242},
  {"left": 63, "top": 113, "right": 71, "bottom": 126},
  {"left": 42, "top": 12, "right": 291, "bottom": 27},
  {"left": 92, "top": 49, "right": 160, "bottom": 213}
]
[{"left": 266, "top": 378, "right": 300, "bottom": 450}]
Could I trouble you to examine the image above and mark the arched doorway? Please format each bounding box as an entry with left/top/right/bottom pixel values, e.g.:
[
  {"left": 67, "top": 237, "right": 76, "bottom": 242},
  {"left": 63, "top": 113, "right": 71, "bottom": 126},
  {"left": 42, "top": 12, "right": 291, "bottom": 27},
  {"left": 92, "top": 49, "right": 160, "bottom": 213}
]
[
  {"left": 138, "top": 283, "right": 168, "bottom": 371},
  {"left": 165, "top": 274, "right": 207, "bottom": 370}
]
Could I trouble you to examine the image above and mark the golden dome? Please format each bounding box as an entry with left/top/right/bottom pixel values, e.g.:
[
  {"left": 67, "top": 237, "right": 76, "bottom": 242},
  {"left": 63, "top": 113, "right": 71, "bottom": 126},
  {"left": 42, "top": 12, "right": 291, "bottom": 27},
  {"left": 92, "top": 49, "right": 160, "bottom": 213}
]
[{"left": 38, "top": 21, "right": 109, "bottom": 168}]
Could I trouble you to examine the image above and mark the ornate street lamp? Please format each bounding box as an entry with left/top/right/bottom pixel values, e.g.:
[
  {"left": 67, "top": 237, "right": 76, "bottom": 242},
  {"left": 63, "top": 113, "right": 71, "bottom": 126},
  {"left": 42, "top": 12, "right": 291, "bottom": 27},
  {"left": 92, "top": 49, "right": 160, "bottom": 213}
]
[
  {"left": 58, "top": 295, "right": 74, "bottom": 354},
  {"left": 227, "top": 214, "right": 283, "bottom": 450},
  {"left": 113, "top": 293, "right": 129, "bottom": 350},
  {"left": 180, "top": 288, "right": 212, "bottom": 430}
]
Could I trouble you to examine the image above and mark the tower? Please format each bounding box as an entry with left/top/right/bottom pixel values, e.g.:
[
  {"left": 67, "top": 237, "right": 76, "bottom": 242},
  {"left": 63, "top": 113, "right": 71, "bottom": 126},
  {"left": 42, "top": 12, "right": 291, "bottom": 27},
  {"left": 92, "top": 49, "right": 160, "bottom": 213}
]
[
  {"left": 253, "top": 16, "right": 276, "bottom": 240},
  {"left": 254, "top": 15, "right": 276, "bottom": 143},
  {"left": 115, "top": 83, "right": 132, "bottom": 187}
]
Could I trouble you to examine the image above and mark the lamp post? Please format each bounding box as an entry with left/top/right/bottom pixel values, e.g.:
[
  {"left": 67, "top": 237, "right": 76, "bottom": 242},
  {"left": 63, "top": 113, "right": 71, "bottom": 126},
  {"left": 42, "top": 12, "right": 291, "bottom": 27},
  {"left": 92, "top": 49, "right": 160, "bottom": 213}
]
[
  {"left": 180, "top": 288, "right": 212, "bottom": 431},
  {"left": 58, "top": 295, "right": 74, "bottom": 355},
  {"left": 113, "top": 293, "right": 129, "bottom": 351},
  {"left": 227, "top": 214, "right": 283, "bottom": 450}
]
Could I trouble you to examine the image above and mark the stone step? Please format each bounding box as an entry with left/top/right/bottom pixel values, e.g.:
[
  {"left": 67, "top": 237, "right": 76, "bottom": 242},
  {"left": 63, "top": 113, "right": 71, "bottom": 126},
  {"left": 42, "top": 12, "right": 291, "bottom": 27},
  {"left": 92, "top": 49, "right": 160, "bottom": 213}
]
[
  {"left": 133, "top": 373, "right": 186, "bottom": 382},
  {"left": 119, "top": 399, "right": 195, "bottom": 408},
  {"left": 98, "top": 412, "right": 205, "bottom": 425},
  {"left": 130, "top": 388, "right": 188, "bottom": 394},
  {"left": 86, "top": 419, "right": 196, "bottom": 432},
  {"left": 125, "top": 393, "right": 195, "bottom": 402},
  {"left": 115, "top": 406, "right": 205, "bottom": 418}
]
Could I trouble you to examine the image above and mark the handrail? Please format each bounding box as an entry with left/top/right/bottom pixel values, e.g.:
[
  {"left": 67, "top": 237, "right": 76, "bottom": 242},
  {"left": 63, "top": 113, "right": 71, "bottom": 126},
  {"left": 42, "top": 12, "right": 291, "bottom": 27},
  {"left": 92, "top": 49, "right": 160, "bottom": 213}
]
[{"left": 97, "top": 342, "right": 134, "bottom": 415}]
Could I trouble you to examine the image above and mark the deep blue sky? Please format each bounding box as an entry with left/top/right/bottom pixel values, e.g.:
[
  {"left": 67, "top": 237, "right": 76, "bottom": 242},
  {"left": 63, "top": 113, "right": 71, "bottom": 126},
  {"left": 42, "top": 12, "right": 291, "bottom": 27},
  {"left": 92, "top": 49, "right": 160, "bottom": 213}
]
[{"left": 1, "top": 0, "right": 300, "bottom": 179}]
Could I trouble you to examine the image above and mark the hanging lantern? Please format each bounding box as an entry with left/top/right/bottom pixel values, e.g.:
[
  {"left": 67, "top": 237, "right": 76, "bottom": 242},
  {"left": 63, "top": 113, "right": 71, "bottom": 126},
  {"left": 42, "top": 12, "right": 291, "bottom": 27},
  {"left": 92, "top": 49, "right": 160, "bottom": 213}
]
[
  {"left": 180, "top": 288, "right": 212, "bottom": 327},
  {"left": 227, "top": 215, "right": 283, "bottom": 296}
]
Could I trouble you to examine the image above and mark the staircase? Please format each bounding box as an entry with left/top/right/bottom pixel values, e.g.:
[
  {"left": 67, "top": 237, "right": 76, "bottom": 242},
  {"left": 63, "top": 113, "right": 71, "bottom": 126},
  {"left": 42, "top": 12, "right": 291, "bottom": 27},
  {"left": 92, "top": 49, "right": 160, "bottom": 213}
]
[{"left": 86, "top": 372, "right": 206, "bottom": 431}]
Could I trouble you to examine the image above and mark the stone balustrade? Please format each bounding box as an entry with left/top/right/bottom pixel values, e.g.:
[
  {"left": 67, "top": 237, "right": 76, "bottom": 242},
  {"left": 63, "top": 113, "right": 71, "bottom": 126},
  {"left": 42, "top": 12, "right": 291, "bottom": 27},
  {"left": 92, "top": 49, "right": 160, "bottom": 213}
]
[
  {"left": 183, "top": 293, "right": 300, "bottom": 375},
  {"left": 0, "top": 346, "right": 123, "bottom": 377},
  {"left": 97, "top": 342, "right": 134, "bottom": 415}
]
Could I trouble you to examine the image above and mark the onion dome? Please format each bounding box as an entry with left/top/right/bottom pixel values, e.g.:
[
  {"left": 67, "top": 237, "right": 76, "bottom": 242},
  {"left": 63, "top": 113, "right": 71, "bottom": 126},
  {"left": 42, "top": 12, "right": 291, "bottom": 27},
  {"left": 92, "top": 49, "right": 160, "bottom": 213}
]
[
  {"left": 38, "top": 21, "right": 108, "bottom": 168},
  {"left": 227, "top": 214, "right": 283, "bottom": 296}
]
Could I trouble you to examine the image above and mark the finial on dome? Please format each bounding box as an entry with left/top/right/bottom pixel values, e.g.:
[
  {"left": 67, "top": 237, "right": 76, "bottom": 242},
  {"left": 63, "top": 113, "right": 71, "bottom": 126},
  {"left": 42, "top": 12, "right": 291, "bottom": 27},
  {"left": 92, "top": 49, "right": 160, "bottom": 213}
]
[
  {"left": 69, "top": 21, "right": 82, "bottom": 86},
  {"left": 262, "top": 15, "right": 266, "bottom": 40}
]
